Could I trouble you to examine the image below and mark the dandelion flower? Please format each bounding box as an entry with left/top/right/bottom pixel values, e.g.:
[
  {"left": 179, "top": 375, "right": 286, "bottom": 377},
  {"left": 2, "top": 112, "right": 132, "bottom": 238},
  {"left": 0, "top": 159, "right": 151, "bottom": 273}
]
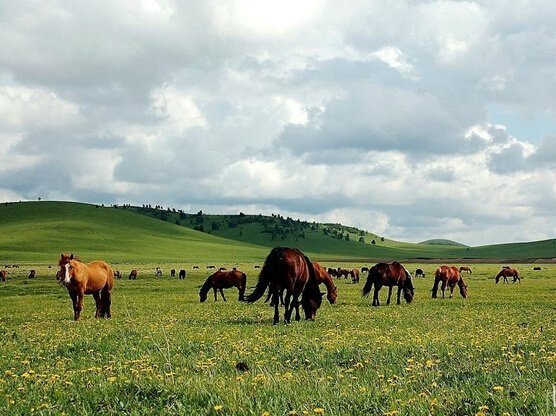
[
  {"left": 493, "top": 386, "right": 504, "bottom": 392},
  {"left": 314, "top": 408, "right": 324, "bottom": 414},
  {"left": 214, "top": 405, "right": 223, "bottom": 411}
]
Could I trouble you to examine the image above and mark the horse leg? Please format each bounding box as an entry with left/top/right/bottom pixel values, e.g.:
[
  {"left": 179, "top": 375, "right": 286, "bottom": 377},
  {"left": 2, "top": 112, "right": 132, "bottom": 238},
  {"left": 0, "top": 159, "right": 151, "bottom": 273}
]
[
  {"left": 213, "top": 287, "right": 218, "bottom": 301},
  {"left": 93, "top": 292, "right": 102, "bottom": 318},
  {"left": 102, "top": 286, "right": 112, "bottom": 318},
  {"left": 440, "top": 281, "right": 447, "bottom": 299},
  {"left": 396, "top": 285, "right": 402, "bottom": 305},
  {"left": 386, "top": 286, "right": 393, "bottom": 305},
  {"left": 273, "top": 291, "right": 280, "bottom": 325},
  {"left": 283, "top": 291, "right": 293, "bottom": 323},
  {"left": 220, "top": 288, "right": 227, "bottom": 301},
  {"left": 449, "top": 284, "right": 455, "bottom": 299},
  {"left": 293, "top": 296, "right": 301, "bottom": 321},
  {"left": 373, "top": 285, "right": 380, "bottom": 307},
  {"left": 74, "top": 291, "right": 84, "bottom": 321}
]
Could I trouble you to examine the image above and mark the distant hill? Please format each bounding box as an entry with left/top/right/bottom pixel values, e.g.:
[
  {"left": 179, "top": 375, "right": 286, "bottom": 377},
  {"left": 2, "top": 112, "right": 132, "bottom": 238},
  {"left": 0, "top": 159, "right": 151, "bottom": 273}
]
[
  {"left": 419, "top": 239, "right": 468, "bottom": 247},
  {"left": 0, "top": 201, "right": 554, "bottom": 262}
]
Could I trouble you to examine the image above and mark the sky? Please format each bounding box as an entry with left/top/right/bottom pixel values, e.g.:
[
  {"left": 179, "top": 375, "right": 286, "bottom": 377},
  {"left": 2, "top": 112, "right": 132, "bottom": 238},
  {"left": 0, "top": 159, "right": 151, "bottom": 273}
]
[{"left": 1, "top": 0, "right": 556, "bottom": 246}]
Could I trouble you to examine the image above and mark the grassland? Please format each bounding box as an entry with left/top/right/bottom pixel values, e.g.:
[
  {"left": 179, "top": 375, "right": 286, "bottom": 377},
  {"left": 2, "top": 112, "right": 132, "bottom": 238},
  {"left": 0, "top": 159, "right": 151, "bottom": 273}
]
[{"left": 0, "top": 263, "right": 554, "bottom": 415}]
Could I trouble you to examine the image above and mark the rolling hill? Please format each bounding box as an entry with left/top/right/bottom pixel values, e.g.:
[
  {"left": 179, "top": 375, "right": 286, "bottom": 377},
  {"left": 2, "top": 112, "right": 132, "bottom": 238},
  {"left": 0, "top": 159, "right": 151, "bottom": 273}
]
[{"left": 0, "top": 201, "right": 554, "bottom": 262}]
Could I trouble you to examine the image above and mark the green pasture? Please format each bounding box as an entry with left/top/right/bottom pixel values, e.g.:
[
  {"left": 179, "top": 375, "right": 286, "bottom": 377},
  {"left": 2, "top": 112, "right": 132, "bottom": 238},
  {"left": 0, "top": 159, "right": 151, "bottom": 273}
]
[{"left": 0, "top": 263, "right": 554, "bottom": 415}]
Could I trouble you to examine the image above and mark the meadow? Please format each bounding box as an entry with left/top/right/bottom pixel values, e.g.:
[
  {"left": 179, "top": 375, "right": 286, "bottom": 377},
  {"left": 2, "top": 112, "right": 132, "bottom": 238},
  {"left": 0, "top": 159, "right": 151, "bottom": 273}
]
[{"left": 0, "top": 262, "right": 554, "bottom": 415}]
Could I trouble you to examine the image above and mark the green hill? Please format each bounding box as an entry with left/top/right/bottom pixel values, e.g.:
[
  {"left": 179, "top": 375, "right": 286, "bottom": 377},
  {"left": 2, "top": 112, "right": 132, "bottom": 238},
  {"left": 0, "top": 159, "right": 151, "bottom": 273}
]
[
  {"left": 419, "top": 239, "right": 468, "bottom": 247},
  {"left": 0, "top": 201, "right": 554, "bottom": 262}
]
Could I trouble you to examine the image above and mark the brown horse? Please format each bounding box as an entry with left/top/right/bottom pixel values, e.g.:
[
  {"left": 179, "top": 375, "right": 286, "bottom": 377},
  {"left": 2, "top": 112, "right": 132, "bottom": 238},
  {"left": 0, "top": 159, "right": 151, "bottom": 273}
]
[
  {"left": 129, "top": 269, "right": 138, "bottom": 279},
  {"left": 350, "top": 268, "right": 360, "bottom": 283},
  {"left": 432, "top": 266, "right": 467, "bottom": 298},
  {"left": 337, "top": 268, "right": 351, "bottom": 279},
  {"left": 362, "top": 261, "right": 414, "bottom": 306},
  {"left": 459, "top": 266, "right": 472, "bottom": 274},
  {"left": 0, "top": 270, "right": 6, "bottom": 281},
  {"left": 58, "top": 253, "right": 114, "bottom": 320},
  {"left": 199, "top": 269, "right": 247, "bottom": 302},
  {"left": 495, "top": 267, "right": 520, "bottom": 284},
  {"left": 178, "top": 269, "right": 186, "bottom": 279},
  {"left": 327, "top": 267, "right": 338, "bottom": 277},
  {"left": 28, "top": 270, "right": 36, "bottom": 279},
  {"left": 313, "top": 262, "right": 337, "bottom": 304},
  {"left": 244, "top": 247, "right": 322, "bottom": 324}
]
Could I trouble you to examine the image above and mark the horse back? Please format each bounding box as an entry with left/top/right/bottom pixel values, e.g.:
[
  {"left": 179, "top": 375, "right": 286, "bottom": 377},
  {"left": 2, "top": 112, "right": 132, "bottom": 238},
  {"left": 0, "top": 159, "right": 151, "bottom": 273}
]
[{"left": 85, "top": 261, "right": 114, "bottom": 292}]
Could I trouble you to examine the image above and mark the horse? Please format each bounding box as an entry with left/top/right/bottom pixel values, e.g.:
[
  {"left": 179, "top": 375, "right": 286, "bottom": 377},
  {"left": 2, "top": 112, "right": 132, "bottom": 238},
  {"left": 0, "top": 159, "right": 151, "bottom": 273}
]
[
  {"left": 432, "top": 266, "right": 467, "bottom": 298},
  {"left": 313, "top": 262, "right": 337, "bottom": 304},
  {"left": 337, "top": 268, "right": 351, "bottom": 279},
  {"left": 0, "top": 270, "right": 6, "bottom": 281},
  {"left": 350, "top": 268, "right": 360, "bottom": 283},
  {"left": 533, "top": 267, "right": 542, "bottom": 271},
  {"left": 114, "top": 270, "right": 122, "bottom": 279},
  {"left": 28, "top": 270, "right": 36, "bottom": 279},
  {"left": 170, "top": 269, "right": 176, "bottom": 277},
  {"left": 155, "top": 267, "right": 162, "bottom": 277},
  {"left": 362, "top": 262, "right": 414, "bottom": 306},
  {"left": 361, "top": 266, "right": 369, "bottom": 273},
  {"left": 327, "top": 267, "right": 338, "bottom": 277},
  {"left": 495, "top": 267, "right": 520, "bottom": 284},
  {"left": 129, "top": 269, "right": 138, "bottom": 280},
  {"left": 199, "top": 269, "right": 247, "bottom": 302},
  {"left": 178, "top": 269, "right": 186, "bottom": 279},
  {"left": 193, "top": 265, "right": 199, "bottom": 269},
  {"left": 415, "top": 268, "right": 426, "bottom": 278},
  {"left": 243, "top": 247, "right": 323, "bottom": 324},
  {"left": 58, "top": 253, "right": 114, "bottom": 320},
  {"left": 459, "top": 266, "right": 472, "bottom": 274}
]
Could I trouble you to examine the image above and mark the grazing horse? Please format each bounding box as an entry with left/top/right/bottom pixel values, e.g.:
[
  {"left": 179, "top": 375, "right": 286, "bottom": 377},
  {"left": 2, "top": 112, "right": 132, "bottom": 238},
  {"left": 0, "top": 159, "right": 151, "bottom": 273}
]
[
  {"left": 199, "top": 269, "right": 247, "bottom": 302},
  {"left": 495, "top": 267, "right": 520, "bottom": 284},
  {"left": 313, "top": 262, "right": 337, "bottom": 304},
  {"left": 244, "top": 247, "right": 322, "bottom": 324},
  {"left": 0, "top": 270, "right": 6, "bottom": 281},
  {"left": 178, "top": 269, "right": 186, "bottom": 279},
  {"left": 129, "top": 269, "right": 138, "bottom": 280},
  {"left": 58, "top": 253, "right": 114, "bottom": 320},
  {"left": 327, "top": 267, "right": 338, "bottom": 278},
  {"left": 337, "top": 268, "right": 351, "bottom": 279},
  {"left": 362, "top": 262, "right": 414, "bottom": 306},
  {"left": 459, "top": 266, "right": 472, "bottom": 274},
  {"left": 361, "top": 266, "right": 369, "bottom": 273},
  {"left": 170, "top": 269, "right": 176, "bottom": 277},
  {"left": 415, "top": 268, "right": 426, "bottom": 278},
  {"left": 533, "top": 267, "right": 542, "bottom": 271},
  {"left": 155, "top": 267, "right": 162, "bottom": 277},
  {"left": 432, "top": 266, "right": 468, "bottom": 299},
  {"left": 114, "top": 270, "right": 122, "bottom": 279},
  {"left": 28, "top": 270, "right": 36, "bottom": 279},
  {"left": 350, "top": 268, "right": 360, "bottom": 283}
]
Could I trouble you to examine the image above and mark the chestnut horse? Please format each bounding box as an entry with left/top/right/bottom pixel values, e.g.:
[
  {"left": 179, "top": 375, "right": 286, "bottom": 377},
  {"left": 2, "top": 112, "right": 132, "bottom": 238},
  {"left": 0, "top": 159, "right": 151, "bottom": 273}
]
[
  {"left": 58, "top": 253, "right": 114, "bottom": 320},
  {"left": 432, "top": 266, "right": 467, "bottom": 299},
  {"left": 459, "top": 266, "right": 472, "bottom": 274},
  {"left": 129, "top": 269, "right": 138, "bottom": 280},
  {"left": 199, "top": 269, "right": 247, "bottom": 302},
  {"left": 495, "top": 267, "right": 520, "bottom": 284},
  {"left": 244, "top": 247, "right": 322, "bottom": 324},
  {"left": 313, "top": 262, "right": 337, "bottom": 304},
  {"left": 362, "top": 261, "right": 414, "bottom": 306},
  {"left": 0, "top": 270, "right": 6, "bottom": 281},
  {"left": 350, "top": 268, "right": 360, "bottom": 283}
]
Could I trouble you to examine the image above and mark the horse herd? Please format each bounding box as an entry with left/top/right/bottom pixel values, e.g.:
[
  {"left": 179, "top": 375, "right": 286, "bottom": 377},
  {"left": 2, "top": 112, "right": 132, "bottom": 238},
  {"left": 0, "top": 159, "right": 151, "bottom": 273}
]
[{"left": 45, "top": 248, "right": 529, "bottom": 324}]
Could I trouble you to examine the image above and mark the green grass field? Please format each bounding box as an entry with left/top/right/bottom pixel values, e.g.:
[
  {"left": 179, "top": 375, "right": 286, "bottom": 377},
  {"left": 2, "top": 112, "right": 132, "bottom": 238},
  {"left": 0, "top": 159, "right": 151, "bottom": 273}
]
[{"left": 0, "top": 263, "right": 554, "bottom": 415}]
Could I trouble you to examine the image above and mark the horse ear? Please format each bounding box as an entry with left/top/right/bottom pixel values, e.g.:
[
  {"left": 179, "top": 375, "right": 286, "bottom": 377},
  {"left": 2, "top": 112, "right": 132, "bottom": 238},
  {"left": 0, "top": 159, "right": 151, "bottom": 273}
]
[
  {"left": 70, "top": 253, "right": 74, "bottom": 259},
  {"left": 60, "top": 253, "right": 64, "bottom": 259}
]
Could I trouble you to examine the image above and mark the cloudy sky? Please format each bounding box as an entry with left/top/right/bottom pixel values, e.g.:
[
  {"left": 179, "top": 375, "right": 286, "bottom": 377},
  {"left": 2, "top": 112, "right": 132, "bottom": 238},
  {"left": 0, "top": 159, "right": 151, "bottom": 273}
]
[{"left": 1, "top": 0, "right": 556, "bottom": 246}]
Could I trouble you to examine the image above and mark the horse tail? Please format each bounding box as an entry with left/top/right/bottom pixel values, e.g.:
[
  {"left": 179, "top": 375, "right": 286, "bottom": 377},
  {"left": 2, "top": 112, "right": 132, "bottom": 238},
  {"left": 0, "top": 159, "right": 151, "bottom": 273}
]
[
  {"left": 243, "top": 247, "right": 283, "bottom": 303},
  {"left": 431, "top": 269, "right": 441, "bottom": 298},
  {"left": 239, "top": 272, "right": 247, "bottom": 301},
  {"left": 362, "top": 266, "right": 375, "bottom": 297}
]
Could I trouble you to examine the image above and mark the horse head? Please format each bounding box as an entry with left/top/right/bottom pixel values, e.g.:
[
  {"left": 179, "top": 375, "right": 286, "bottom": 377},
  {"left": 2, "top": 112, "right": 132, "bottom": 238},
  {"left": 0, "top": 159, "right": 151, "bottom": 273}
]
[{"left": 302, "top": 288, "right": 323, "bottom": 321}]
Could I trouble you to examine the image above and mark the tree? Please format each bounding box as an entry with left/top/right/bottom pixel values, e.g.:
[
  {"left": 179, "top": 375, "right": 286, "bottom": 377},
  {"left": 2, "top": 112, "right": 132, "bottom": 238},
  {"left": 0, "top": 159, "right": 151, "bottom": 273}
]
[
  {"left": 371, "top": 239, "right": 376, "bottom": 245},
  {"left": 359, "top": 237, "right": 365, "bottom": 243}
]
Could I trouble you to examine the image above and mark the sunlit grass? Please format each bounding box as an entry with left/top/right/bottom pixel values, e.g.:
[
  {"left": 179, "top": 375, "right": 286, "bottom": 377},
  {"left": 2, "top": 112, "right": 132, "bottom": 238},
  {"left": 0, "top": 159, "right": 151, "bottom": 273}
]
[{"left": 0, "top": 263, "right": 554, "bottom": 415}]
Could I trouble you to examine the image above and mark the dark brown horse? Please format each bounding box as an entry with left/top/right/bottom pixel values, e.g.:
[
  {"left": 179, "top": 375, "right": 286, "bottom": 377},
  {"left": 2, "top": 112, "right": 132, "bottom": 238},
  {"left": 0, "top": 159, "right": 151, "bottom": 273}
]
[
  {"left": 327, "top": 267, "right": 338, "bottom": 277},
  {"left": 337, "top": 268, "right": 351, "bottom": 279},
  {"left": 432, "top": 266, "right": 467, "bottom": 298},
  {"left": 244, "top": 247, "right": 322, "bottom": 324},
  {"left": 58, "top": 253, "right": 114, "bottom": 320},
  {"left": 178, "top": 269, "right": 186, "bottom": 279},
  {"left": 0, "top": 270, "right": 6, "bottom": 281},
  {"left": 128, "top": 269, "right": 138, "bottom": 280},
  {"left": 362, "top": 261, "right": 414, "bottom": 306},
  {"left": 28, "top": 270, "right": 36, "bottom": 279},
  {"left": 313, "top": 262, "right": 337, "bottom": 304},
  {"left": 495, "top": 267, "right": 520, "bottom": 284},
  {"left": 415, "top": 268, "right": 426, "bottom": 278},
  {"left": 199, "top": 269, "right": 247, "bottom": 302},
  {"left": 459, "top": 266, "right": 472, "bottom": 274}
]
